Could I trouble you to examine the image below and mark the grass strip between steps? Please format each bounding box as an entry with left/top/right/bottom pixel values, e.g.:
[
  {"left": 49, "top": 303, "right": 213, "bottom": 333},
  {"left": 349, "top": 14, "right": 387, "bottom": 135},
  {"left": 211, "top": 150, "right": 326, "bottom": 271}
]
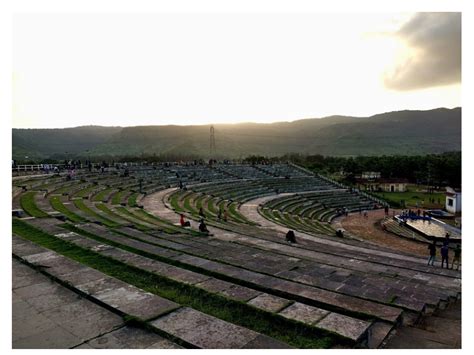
[
  {"left": 12, "top": 218, "right": 337, "bottom": 349},
  {"left": 49, "top": 196, "right": 86, "bottom": 223},
  {"left": 19, "top": 191, "right": 49, "bottom": 218}
]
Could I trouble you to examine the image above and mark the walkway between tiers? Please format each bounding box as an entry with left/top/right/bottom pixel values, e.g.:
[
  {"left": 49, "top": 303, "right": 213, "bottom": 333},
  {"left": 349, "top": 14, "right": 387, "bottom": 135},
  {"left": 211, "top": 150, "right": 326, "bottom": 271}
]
[{"left": 142, "top": 189, "right": 428, "bottom": 266}]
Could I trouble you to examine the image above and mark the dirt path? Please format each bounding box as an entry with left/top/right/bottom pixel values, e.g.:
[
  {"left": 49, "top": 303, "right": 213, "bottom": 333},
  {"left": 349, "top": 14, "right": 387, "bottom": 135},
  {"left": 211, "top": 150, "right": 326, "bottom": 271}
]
[{"left": 339, "top": 209, "right": 428, "bottom": 257}]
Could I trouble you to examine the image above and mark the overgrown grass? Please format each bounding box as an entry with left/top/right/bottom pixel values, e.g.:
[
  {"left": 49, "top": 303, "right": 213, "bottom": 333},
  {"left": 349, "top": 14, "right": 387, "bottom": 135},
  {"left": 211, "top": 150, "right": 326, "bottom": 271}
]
[
  {"left": 51, "top": 181, "right": 83, "bottom": 194},
  {"left": 207, "top": 197, "right": 218, "bottom": 215},
  {"left": 93, "top": 188, "right": 114, "bottom": 202},
  {"left": 49, "top": 196, "right": 86, "bottom": 223},
  {"left": 111, "top": 190, "right": 128, "bottom": 205},
  {"left": 19, "top": 191, "right": 49, "bottom": 217},
  {"left": 133, "top": 209, "right": 204, "bottom": 237},
  {"left": 73, "top": 199, "right": 120, "bottom": 227},
  {"left": 183, "top": 194, "right": 199, "bottom": 215},
  {"left": 128, "top": 193, "right": 139, "bottom": 207},
  {"left": 228, "top": 202, "right": 256, "bottom": 225},
  {"left": 97, "top": 204, "right": 150, "bottom": 231},
  {"left": 74, "top": 185, "right": 97, "bottom": 198},
  {"left": 12, "top": 219, "right": 336, "bottom": 349},
  {"left": 169, "top": 192, "right": 184, "bottom": 212}
]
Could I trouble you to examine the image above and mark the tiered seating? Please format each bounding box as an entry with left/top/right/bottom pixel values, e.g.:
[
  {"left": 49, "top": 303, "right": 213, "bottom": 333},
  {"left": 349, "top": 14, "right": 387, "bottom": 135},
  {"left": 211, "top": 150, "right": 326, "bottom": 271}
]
[
  {"left": 261, "top": 191, "right": 378, "bottom": 236},
  {"left": 256, "top": 163, "right": 313, "bottom": 178},
  {"left": 11, "top": 163, "right": 462, "bottom": 349},
  {"left": 214, "top": 164, "right": 271, "bottom": 179},
  {"left": 382, "top": 218, "right": 434, "bottom": 243}
]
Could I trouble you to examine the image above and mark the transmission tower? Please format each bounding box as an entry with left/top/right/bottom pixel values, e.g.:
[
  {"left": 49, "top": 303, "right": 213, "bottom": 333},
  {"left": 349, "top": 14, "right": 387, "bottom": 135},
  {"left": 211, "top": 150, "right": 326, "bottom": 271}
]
[{"left": 210, "top": 125, "right": 216, "bottom": 157}]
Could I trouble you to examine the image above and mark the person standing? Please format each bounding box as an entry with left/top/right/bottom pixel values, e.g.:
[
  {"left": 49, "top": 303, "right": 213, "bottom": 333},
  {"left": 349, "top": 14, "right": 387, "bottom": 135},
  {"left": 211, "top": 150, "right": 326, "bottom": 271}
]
[
  {"left": 451, "top": 244, "right": 461, "bottom": 270},
  {"left": 427, "top": 241, "right": 437, "bottom": 266},
  {"left": 441, "top": 244, "right": 449, "bottom": 269},
  {"left": 443, "top": 233, "right": 451, "bottom": 247}
]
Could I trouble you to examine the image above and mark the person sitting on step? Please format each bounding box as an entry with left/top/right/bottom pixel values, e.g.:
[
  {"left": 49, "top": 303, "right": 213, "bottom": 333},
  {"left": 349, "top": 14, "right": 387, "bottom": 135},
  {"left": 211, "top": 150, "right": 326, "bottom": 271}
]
[
  {"left": 285, "top": 230, "right": 297, "bottom": 244},
  {"left": 199, "top": 219, "right": 209, "bottom": 234},
  {"left": 180, "top": 214, "right": 191, "bottom": 227}
]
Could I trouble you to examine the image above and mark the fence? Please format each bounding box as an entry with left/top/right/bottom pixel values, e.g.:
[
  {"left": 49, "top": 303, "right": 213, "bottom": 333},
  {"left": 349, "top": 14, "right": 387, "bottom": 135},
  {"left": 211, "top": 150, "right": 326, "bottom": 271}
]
[{"left": 12, "top": 164, "right": 66, "bottom": 173}]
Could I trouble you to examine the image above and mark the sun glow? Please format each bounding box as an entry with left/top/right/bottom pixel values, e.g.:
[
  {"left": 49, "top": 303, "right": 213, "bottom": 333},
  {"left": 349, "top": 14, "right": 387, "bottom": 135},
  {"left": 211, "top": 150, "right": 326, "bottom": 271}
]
[{"left": 13, "top": 13, "right": 460, "bottom": 128}]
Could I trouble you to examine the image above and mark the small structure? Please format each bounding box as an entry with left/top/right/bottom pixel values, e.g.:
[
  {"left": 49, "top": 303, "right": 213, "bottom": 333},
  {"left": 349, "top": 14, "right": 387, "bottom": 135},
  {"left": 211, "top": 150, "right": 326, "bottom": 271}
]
[
  {"left": 445, "top": 187, "right": 461, "bottom": 214},
  {"left": 355, "top": 177, "right": 408, "bottom": 192},
  {"left": 361, "top": 171, "right": 381, "bottom": 179}
]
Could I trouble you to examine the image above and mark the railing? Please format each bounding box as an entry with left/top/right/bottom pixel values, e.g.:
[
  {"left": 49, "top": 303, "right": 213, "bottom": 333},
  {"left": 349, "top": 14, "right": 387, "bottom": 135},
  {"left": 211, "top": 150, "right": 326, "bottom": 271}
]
[{"left": 12, "top": 164, "right": 67, "bottom": 173}]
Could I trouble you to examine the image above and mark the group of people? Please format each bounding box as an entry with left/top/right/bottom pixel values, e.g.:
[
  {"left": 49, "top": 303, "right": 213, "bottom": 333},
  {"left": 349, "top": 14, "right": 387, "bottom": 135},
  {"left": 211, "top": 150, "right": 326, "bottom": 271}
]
[
  {"left": 178, "top": 205, "right": 234, "bottom": 236},
  {"left": 427, "top": 234, "right": 461, "bottom": 270},
  {"left": 180, "top": 213, "right": 210, "bottom": 234},
  {"left": 336, "top": 207, "right": 349, "bottom": 217}
]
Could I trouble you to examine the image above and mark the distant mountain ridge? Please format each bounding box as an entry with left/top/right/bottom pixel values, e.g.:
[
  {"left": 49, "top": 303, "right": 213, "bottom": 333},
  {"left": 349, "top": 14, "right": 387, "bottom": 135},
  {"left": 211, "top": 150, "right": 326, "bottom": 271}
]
[{"left": 12, "top": 107, "right": 461, "bottom": 160}]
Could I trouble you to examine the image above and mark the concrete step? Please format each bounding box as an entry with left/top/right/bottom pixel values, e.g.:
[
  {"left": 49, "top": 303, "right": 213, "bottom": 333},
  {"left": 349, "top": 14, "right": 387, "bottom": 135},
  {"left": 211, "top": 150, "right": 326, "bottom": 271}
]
[{"left": 12, "top": 235, "right": 292, "bottom": 349}]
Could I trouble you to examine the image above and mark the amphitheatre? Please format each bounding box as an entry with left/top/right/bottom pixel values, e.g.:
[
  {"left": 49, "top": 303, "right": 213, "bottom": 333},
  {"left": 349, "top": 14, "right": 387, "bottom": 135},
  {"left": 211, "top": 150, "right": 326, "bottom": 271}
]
[{"left": 12, "top": 162, "right": 461, "bottom": 349}]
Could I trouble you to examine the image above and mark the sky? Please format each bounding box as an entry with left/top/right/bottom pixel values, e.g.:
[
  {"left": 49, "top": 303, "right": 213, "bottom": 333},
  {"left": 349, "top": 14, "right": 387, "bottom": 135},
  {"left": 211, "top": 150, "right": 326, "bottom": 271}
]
[{"left": 12, "top": 12, "right": 461, "bottom": 128}]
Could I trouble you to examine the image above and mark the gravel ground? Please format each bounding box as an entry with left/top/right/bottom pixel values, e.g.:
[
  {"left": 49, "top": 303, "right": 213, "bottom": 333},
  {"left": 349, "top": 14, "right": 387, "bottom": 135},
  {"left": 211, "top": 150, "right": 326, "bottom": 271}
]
[{"left": 340, "top": 209, "right": 429, "bottom": 257}]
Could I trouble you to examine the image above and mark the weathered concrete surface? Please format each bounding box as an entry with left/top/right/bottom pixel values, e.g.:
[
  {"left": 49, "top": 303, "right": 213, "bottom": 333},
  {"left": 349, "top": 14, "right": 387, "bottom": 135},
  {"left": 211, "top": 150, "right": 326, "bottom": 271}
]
[
  {"left": 218, "top": 284, "right": 262, "bottom": 302},
  {"left": 316, "top": 312, "right": 371, "bottom": 342},
  {"left": 195, "top": 278, "right": 234, "bottom": 293},
  {"left": 150, "top": 307, "right": 263, "bottom": 348},
  {"left": 241, "top": 334, "right": 293, "bottom": 349},
  {"left": 94, "top": 285, "right": 180, "bottom": 320},
  {"left": 13, "top": 258, "right": 184, "bottom": 349},
  {"left": 383, "top": 301, "right": 461, "bottom": 349},
  {"left": 247, "top": 293, "right": 292, "bottom": 313},
  {"left": 82, "top": 326, "right": 184, "bottom": 349},
  {"left": 13, "top": 236, "right": 180, "bottom": 321},
  {"left": 367, "top": 321, "right": 394, "bottom": 349},
  {"left": 12, "top": 259, "right": 122, "bottom": 349},
  {"left": 278, "top": 302, "right": 329, "bottom": 325}
]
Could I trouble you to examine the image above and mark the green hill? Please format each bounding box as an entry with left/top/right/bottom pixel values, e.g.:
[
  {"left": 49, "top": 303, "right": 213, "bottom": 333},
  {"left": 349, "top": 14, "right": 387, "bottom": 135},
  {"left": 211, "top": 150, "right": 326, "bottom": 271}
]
[{"left": 12, "top": 107, "right": 461, "bottom": 160}]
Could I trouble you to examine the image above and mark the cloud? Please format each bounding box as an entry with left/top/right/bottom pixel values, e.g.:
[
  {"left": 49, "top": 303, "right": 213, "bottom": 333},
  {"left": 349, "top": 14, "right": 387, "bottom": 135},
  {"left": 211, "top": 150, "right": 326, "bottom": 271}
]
[{"left": 384, "top": 12, "right": 461, "bottom": 91}]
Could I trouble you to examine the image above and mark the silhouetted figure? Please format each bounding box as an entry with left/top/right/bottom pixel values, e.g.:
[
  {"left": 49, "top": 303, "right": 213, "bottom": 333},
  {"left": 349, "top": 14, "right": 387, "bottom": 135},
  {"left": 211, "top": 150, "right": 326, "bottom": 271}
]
[
  {"left": 452, "top": 244, "right": 461, "bottom": 270},
  {"left": 443, "top": 233, "right": 451, "bottom": 247},
  {"left": 335, "top": 229, "right": 344, "bottom": 238},
  {"left": 199, "top": 219, "right": 209, "bottom": 234},
  {"left": 428, "top": 241, "right": 436, "bottom": 266},
  {"left": 441, "top": 244, "right": 449, "bottom": 269},
  {"left": 199, "top": 207, "right": 205, "bottom": 218},
  {"left": 285, "top": 230, "right": 297, "bottom": 244}
]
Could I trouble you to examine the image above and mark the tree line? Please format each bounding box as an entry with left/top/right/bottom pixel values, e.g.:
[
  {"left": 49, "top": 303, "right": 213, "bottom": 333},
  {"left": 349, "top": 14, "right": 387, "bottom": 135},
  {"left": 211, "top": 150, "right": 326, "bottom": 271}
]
[{"left": 283, "top": 152, "right": 461, "bottom": 188}]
